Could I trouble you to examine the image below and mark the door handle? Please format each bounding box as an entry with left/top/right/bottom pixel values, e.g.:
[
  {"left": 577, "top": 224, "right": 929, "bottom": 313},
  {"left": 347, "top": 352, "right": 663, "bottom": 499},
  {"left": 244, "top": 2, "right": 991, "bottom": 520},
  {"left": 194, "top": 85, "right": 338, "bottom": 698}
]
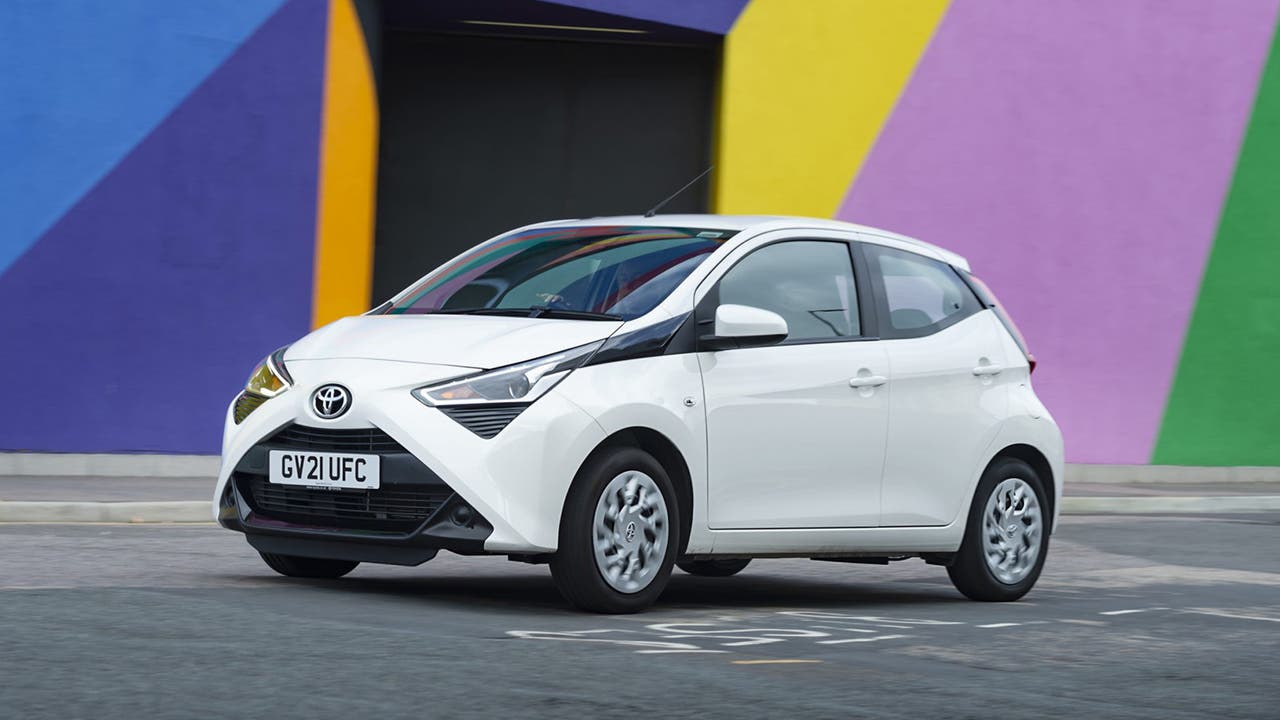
[
  {"left": 849, "top": 375, "right": 887, "bottom": 388},
  {"left": 972, "top": 364, "right": 1004, "bottom": 376}
]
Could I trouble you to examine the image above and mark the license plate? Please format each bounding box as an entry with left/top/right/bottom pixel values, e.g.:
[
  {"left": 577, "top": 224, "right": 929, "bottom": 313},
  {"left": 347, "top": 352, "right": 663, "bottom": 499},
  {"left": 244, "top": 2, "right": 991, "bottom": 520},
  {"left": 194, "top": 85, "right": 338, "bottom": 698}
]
[{"left": 268, "top": 450, "right": 380, "bottom": 490}]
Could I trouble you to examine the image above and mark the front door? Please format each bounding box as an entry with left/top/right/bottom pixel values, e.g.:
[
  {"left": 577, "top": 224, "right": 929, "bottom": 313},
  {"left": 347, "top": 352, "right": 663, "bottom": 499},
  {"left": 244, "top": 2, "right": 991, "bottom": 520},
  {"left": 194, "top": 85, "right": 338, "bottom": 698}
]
[{"left": 699, "top": 238, "right": 889, "bottom": 529}]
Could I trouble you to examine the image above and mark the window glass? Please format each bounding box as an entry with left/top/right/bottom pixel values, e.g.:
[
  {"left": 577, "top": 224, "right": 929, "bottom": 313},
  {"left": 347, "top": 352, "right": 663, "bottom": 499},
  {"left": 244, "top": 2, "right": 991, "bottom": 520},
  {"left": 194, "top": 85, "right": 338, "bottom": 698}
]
[
  {"left": 387, "top": 226, "right": 734, "bottom": 320},
  {"left": 718, "top": 241, "right": 859, "bottom": 341},
  {"left": 872, "top": 245, "right": 976, "bottom": 333}
]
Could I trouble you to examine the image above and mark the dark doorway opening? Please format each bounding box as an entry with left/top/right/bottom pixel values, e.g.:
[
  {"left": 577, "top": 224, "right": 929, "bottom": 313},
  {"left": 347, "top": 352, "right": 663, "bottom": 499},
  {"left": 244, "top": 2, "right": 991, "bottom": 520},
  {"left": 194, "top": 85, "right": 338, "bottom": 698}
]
[{"left": 371, "top": 32, "right": 717, "bottom": 302}]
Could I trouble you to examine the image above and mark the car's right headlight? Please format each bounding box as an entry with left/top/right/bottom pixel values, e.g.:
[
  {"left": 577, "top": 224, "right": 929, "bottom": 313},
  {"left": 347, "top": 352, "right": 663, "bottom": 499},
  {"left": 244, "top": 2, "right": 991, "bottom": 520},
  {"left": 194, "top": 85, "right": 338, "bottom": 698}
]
[
  {"left": 234, "top": 347, "right": 292, "bottom": 424},
  {"left": 245, "top": 347, "right": 293, "bottom": 397}
]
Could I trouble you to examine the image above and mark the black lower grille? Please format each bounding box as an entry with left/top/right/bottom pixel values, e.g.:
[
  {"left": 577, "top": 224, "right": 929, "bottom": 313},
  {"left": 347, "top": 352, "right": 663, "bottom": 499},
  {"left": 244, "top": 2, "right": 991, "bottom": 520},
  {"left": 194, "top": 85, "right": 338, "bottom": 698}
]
[
  {"left": 243, "top": 476, "right": 449, "bottom": 531},
  {"left": 439, "top": 403, "right": 528, "bottom": 439},
  {"left": 268, "top": 424, "right": 405, "bottom": 453}
]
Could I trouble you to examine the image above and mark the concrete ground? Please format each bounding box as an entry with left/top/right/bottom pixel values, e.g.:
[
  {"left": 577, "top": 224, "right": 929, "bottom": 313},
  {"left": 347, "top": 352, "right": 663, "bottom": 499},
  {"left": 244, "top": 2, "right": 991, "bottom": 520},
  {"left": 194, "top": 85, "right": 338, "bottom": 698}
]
[{"left": 1, "top": 513, "right": 1277, "bottom": 719}]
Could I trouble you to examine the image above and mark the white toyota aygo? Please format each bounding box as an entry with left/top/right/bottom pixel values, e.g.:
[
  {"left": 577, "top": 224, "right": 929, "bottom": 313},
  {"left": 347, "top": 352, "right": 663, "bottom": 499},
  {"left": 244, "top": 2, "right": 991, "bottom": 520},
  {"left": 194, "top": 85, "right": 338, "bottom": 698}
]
[{"left": 214, "top": 215, "right": 1063, "bottom": 613}]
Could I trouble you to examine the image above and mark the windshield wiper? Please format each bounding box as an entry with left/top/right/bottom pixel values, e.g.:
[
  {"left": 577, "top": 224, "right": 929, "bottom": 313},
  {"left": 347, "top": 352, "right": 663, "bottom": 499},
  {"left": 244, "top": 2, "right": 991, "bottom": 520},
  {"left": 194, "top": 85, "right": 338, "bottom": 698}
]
[{"left": 433, "top": 307, "right": 623, "bottom": 321}]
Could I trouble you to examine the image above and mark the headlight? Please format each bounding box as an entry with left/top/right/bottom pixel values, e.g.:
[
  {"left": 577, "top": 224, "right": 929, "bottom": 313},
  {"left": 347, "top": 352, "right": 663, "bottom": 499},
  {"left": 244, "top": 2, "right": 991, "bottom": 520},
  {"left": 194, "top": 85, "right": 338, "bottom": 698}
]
[
  {"left": 246, "top": 347, "right": 292, "bottom": 398},
  {"left": 412, "top": 341, "right": 602, "bottom": 407}
]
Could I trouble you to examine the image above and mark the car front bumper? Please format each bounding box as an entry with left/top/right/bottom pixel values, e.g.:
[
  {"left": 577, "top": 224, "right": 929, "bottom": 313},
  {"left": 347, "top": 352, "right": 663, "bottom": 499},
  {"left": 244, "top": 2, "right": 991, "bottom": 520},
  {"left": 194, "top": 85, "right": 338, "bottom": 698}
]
[{"left": 213, "top": 358, "right": 608, "bottom": 557}]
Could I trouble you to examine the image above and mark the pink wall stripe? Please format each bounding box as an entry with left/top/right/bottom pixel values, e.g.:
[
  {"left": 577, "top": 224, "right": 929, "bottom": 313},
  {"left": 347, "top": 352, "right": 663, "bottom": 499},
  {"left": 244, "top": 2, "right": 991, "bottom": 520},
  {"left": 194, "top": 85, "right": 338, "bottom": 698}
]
[{"left": 837, "top": 0, "right": 1280, "bottom": 463}]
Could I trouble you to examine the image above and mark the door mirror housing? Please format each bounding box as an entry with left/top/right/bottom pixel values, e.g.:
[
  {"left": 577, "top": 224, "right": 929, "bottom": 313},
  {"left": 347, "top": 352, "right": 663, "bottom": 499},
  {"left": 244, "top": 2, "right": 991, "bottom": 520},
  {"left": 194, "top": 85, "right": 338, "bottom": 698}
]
[{"left": 702, "top": 304, "right": 789, "bottom": 350}]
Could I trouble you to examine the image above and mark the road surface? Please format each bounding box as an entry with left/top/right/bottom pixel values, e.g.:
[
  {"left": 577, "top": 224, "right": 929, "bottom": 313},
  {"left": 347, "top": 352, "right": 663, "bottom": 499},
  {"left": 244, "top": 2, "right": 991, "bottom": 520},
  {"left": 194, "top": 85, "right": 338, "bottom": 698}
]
[{"left": 2, "top": 513, "right": 1277, "bottom": 718}]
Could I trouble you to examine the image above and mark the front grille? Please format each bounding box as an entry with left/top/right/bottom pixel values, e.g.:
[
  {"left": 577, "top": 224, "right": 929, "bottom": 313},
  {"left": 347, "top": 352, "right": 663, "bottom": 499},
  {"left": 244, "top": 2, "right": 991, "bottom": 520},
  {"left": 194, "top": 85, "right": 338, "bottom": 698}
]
[
  {"left": 243, "top": 476, "right": 449, "bottom": 531},
  {"left": 439, "top": 403, "right": 528, "bottom": 439},
  {"left": 233, "top": 392, "right": 266, "bottom": 424},
  {"left": 267, "top": 424, "right": 405, "bottom": 453}
]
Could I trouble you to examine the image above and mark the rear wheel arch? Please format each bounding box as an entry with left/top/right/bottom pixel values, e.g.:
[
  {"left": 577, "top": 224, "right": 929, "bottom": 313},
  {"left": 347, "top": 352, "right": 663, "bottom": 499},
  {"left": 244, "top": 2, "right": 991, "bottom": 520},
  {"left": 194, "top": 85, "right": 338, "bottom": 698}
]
[
  {"left": 575, "top": 427, "right": 694, "bottom": 555},
  {"left": 986, "top": 443, "right": 1056, "bottom": 525}
]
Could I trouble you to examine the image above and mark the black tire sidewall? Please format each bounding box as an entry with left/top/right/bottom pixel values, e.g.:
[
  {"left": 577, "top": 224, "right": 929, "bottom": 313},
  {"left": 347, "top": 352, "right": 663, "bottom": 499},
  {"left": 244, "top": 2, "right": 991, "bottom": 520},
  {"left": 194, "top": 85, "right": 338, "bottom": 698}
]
[
  {"left": 551, "top": 446, "right": 680, "bottom": 613},
  {"left": 950, "top": 458, "right": 1050, "bottom": 601}
]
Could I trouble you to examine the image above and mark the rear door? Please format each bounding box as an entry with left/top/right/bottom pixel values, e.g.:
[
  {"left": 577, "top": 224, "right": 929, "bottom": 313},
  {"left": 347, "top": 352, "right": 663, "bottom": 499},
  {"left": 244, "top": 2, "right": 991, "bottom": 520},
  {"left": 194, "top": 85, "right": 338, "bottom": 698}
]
[
  {"left": 698, "top": 234, "right": 889, "bottom": 529},
  {"left": 861, "top": 241, "right": 1011, "bottom": 526}
]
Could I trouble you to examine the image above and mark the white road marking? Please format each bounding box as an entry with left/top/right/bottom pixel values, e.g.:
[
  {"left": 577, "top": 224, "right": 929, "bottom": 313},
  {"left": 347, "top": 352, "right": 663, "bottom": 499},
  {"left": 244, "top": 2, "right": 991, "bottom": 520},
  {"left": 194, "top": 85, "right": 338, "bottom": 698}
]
[
  {"left": 646, "top": 622, "right": 831, "bottom": 647},
  {"left": 777, "top": 611, "right": 965, "bottom": 627},
  {"left": 977, "top": 622, "right": 1021, "bottom": 628},
  {"left": 1181, "top": 608, "right": 1280, "bottom": 623},
  {"left": 817, "top": 634, "right": 909, "bottom": 645},
  {"left": 1099, "top": 608, "right": 1169, "bottom": 616},
  {"left": 505, "top": 629, "right": 724, "bottom": 654}
]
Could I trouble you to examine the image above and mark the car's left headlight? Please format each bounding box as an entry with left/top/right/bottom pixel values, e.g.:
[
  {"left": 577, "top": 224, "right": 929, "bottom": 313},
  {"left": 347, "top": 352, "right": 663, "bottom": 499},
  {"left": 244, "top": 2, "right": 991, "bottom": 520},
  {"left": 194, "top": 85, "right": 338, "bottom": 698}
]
[{"left": 412, "top": 341, "right": 602, "bottom": 407}]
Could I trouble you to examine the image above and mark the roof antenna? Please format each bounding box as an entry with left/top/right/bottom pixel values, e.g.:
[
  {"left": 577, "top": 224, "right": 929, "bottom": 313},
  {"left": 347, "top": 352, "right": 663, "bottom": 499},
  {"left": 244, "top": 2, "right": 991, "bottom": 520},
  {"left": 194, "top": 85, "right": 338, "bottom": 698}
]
[{"left": 643, "top": 166, "right": 713, "bottom": 218}]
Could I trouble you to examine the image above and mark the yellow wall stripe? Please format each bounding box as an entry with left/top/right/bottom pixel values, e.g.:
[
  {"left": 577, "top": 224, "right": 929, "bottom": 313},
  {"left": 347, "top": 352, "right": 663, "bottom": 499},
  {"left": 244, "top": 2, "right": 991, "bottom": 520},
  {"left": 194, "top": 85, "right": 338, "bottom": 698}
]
[
  {"left": 715, "top": 0, "right": 950, "bottom": 218},
  {"left": 311, "top": 0, "right": 379, "bottom": 328}
]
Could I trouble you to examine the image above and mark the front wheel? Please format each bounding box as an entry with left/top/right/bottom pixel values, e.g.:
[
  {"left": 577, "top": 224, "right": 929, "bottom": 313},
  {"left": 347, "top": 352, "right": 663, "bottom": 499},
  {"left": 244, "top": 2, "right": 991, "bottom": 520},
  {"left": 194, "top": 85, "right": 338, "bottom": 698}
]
[
  {"left": 678, "top": 559, "right": 751, "bottom": 577},
  {"left": 947, "top": 458, "right": 1049, "bottom": 601},
  {"left": 550, "top": 447, "right": 679, "bottom": 613},
  {"left": 259, "top": 552, "right": 359, "bottom": 579}
]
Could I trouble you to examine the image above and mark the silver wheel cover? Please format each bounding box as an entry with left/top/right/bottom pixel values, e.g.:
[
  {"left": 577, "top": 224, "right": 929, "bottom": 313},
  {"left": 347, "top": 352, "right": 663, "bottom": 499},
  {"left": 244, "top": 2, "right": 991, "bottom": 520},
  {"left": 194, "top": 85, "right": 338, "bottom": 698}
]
[
  {"left": 592, "top": 470, "right": 669, "bottom": 594},
  {"left": 981, "top": 477, "right": 1043, "bottom": 585}
]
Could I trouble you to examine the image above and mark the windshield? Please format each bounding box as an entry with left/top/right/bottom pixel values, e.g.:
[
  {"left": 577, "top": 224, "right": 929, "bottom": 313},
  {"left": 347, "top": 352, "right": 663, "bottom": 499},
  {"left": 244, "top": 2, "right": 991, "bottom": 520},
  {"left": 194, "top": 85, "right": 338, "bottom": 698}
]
[{"left": 386, "top": 225, "right": 735, "bottom": 320}]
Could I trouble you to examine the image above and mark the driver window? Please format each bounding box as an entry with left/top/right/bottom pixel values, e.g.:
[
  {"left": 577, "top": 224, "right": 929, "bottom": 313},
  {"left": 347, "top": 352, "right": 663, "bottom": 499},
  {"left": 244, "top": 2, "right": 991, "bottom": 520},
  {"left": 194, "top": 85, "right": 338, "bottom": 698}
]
[{"left": 718, "top": 241, "right": 860, "bottom": 342}]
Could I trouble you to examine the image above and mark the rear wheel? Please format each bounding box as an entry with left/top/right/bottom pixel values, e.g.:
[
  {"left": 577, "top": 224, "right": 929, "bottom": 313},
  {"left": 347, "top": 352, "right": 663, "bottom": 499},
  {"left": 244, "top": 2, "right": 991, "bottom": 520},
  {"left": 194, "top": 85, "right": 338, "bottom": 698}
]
[
  {"left": 678, "top": 559, "right": 751, "bottom": 577},
  {"left": 947, "top": 458, "right": 1049, "bottom": 601},
  {"left": 259, "top": 552, "right": 359, "bottom": 579},
  {"left": 550, "top": 447, "right": 679, "bottom": 613}
]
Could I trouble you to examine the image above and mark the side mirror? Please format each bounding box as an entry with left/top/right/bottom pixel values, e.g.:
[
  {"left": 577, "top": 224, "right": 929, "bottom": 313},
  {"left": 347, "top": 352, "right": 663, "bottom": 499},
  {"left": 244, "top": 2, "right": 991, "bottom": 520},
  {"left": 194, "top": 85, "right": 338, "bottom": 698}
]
[{"left": 702, "top": 304, "right": 788, "bottom": 350}]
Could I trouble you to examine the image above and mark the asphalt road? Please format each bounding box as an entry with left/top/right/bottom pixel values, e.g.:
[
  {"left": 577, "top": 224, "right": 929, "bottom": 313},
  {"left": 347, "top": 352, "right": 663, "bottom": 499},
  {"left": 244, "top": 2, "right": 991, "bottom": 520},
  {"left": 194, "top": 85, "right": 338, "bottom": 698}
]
[{"left": 2, "top": 514, "right": 1278, "bottom": 719}]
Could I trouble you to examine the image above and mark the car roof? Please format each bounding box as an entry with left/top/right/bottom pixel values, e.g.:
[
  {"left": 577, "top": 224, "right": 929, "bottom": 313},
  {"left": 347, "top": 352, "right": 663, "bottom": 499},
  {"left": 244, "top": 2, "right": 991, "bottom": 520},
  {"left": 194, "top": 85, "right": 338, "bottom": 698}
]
[{"left": 527, "top": 214, "right": 970, "bottom": 271}]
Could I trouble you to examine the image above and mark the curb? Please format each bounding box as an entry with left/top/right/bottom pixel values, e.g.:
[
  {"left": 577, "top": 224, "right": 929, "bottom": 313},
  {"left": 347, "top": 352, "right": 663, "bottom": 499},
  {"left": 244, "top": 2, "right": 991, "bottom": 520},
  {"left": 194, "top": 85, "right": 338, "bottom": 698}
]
[
  {"left": 2, "top": 497, "right": 1279, "bottom": 524},
  {"left": 1060, "top": 495, "right": 1280, "bottom": 515},
  {"left": 0, "top": 453, "right": 219, "bottom": 478},
  {"left": 0, "top": 501, "right": 210, "bottom": 523}
]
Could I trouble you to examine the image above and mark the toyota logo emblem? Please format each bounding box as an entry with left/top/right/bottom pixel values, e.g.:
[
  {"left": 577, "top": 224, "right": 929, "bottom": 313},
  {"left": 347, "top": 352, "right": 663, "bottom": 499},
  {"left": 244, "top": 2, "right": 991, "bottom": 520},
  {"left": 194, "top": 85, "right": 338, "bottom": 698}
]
[{"left": 311, "top": 384, "right": 351, "bottom": 419}]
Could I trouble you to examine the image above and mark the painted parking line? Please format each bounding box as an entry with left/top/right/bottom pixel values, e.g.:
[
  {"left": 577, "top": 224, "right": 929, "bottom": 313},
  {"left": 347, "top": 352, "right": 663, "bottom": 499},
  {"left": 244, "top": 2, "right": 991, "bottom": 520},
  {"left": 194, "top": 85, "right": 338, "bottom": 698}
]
[
  {"left": 1099, "top": 608, "right": 1169, "bottom": 616},
  {"left": 732, "top": 659, "right": 823, "bottom": 665},
  {"left": 817, "top": 634, "right": 909, "bottom": 645},
  {"left": 1182, "top": 608, "right": 1280, "bottom": 623},
  {"left": 509, "top": 605, "right": 1280, "bottom": 655}
]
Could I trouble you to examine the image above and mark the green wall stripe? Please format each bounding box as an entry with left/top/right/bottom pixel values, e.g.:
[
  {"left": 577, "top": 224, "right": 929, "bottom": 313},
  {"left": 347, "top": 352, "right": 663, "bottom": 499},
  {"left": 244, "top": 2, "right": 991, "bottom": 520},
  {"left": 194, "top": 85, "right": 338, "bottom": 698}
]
[{"left": 1154, "top": 18, "right": 1280, "bottom": 466}]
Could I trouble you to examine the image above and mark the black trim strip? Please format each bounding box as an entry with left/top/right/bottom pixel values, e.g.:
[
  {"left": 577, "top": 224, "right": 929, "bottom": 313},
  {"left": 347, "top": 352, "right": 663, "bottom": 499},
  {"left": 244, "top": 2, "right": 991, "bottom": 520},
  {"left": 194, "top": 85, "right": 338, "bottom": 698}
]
[{"left": 586, "top": 313, "right": 690, "bottom": 367}]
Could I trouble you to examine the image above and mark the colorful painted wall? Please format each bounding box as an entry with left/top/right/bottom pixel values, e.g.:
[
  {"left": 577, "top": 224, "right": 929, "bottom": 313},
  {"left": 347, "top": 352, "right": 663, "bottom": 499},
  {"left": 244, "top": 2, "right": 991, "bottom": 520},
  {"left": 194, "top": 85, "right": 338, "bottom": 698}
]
[
  {"left": 716, "top": 0, "right": 1280, "bottom": 466},
  {"left": 1, "top": 0, "right": 327, "bottom": 454},
  {"left": 3, "top": 0, "right": 1279, "bottom": 466}
]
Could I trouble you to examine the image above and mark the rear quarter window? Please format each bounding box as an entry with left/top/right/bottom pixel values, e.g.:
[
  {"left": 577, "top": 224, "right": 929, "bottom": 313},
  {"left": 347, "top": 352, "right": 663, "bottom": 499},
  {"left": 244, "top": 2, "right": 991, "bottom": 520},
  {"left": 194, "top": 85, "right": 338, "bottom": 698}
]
[{"left": 864, "top": 244, "right": 981, "bottom": 338}]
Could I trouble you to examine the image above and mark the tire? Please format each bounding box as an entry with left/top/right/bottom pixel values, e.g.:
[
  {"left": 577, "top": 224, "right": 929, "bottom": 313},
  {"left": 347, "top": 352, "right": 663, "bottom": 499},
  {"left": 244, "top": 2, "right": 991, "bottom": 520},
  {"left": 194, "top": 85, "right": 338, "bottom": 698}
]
[
  {"left": 947, "top": 458, "right": 1050, "bottom": 601},
  {"left": 678, "top": 559, "right": 751, "bottom": 577},
  {"left": 259, "top": 551, "right": 359, "bottom": 579},
  {"left": 550, "top": 446, "right": 680, "bottom": 613}
]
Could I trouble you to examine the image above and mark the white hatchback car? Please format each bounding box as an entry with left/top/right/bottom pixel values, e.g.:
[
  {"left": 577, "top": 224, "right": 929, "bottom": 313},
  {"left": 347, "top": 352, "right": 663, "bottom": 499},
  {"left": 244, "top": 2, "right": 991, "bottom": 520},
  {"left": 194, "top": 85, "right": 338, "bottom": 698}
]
[{"left": 215, "top": 215, "right": 1062, "bottom": 613}]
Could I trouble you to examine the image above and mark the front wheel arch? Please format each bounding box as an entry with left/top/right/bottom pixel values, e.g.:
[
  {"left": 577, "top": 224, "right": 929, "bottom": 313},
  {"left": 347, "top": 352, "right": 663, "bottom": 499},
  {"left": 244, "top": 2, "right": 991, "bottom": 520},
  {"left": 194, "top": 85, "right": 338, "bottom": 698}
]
[{"left": 573, "top": 427, "right": 693, "bottom": 556}]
